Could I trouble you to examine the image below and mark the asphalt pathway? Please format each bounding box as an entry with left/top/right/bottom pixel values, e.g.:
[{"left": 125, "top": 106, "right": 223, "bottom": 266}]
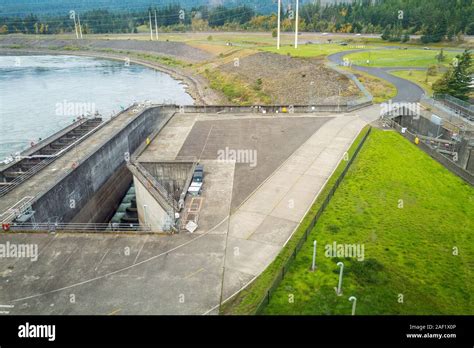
[{"left": 328, "top": 49, "right": 426, "bottom": 103}]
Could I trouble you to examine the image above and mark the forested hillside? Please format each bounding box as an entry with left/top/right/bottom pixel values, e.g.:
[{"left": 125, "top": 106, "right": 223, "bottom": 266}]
[{"left": 1, "top": 0, "right": 473, "bottom": 43}]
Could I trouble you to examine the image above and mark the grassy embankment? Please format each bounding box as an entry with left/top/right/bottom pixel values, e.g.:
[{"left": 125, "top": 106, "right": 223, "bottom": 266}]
[
  {"left": 390, "top": 69, "right": 443, "bottom": 96},
  {"left": 262, "top": 129, "right": 474, "bottom": 315},
  {"left": 350, "top": 69, "right": 397, "bottom": 103}
]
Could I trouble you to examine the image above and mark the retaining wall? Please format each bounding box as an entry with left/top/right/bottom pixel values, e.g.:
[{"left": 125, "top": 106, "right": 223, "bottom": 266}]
[{"left": 30, "top": 107, "right": 172, "bottom": 223}]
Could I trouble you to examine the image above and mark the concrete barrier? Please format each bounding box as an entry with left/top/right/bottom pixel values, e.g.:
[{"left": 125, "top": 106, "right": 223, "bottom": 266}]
[{"left": 30, "top": 106, "right": 174, "bottom": 223}]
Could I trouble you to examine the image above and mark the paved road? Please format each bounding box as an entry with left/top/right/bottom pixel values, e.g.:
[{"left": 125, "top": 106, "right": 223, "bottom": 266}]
[{"left": 328, "top": 49, "right": 426, "bottom": 103}]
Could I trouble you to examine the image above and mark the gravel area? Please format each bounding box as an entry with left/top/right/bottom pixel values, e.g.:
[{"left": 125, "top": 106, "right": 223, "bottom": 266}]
[
  {"left": 0, "top": 37, "right": 213, "bottom": 63},
  {"left": 219, "top": 52, "right": 362, "bottom": 104}
]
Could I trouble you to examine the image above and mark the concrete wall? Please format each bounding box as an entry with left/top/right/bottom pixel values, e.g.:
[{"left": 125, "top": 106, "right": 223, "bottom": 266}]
[
  {"left": 141, "top": 162, "right": 193, "bottom": 201},
  {"left": 30, "top": 107, "right": 172, "bottom": 223},
  {"left": 395, "top": 115, "right": 473, "bottom": 172},
  {"left": 71, "top": 164, "right": 132, "bottom": 224},
  {"left": 391, "top": 121, "right": 474, "bottom": 185},
  {"left": 134, "top": 176, "right": 169, "bottom": 232}
]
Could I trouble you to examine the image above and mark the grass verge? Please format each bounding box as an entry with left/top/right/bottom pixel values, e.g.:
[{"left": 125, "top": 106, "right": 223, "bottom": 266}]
[
  {"left": 262, "top": 129, "right": 474, "bottom": 315},
  {"left": 221, "top": 125, "right": 371, "bottom": 314},
  {"left": 347, "top": 69, "right": 397, "bottom": 103},
  {"left": 389, "top": 69, "right": 442, "bottom": 96},
  {"left": 261, "top": 43, "right": 373, "bottom": 58}
]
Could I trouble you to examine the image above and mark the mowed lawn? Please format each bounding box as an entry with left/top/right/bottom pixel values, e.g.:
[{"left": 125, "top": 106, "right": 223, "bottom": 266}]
[
  {"left": 263, "top": 129, "right": 473, "bottom": 315},
  {"left": 344, "top": 49, "right": 458, "bottom": 67},
  {"left": 262, "top": 43, "right": 372, "bottom": 58}
]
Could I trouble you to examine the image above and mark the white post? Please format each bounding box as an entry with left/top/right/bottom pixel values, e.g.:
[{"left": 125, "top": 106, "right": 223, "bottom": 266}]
[
  {"left": 149, "top": 11, "right": 153, "bottom": 41},
  {"left": 154, "top": 10, "right": 159, "bottom": 40},
  {"left": 349, "top": 296, "right": 357, "bottom": 315},
  {"left": 294, "top": 0, "right": 299, "bottom": 48},
  {"left": 336, "top": 261, "right": 344, "bottom": 296},
  {"left": 77, "top": 13, "right": 83, "bottom": 39},
  {"left": 277, "top": 0, "right": 281, "bottom": 49},
  {"left": 311, "top": 240, "right": 317, "bottom": 271},
  {"left": 338, "top": 87, "right": 341, "bottom": 112},
  {"left": 143, "top": 204, "right": 149, "bottom": 229}
]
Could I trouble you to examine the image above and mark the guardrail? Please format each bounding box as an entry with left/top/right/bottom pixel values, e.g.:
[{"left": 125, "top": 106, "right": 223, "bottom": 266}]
[
  {"left": 3, "top": 222, "right": 150, "bottom": 233},
  {"left": 423, "top": 95, "right": 474, "bottom": 124}
]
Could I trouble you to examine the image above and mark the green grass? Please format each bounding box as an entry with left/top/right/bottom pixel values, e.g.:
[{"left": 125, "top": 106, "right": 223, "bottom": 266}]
[
  {"left": 261, "top": 43, "right": 372, "bottom": 58},
  {"left": 262, "top": 129, "right": 474, "bottom": 315},
  {"left": 390, "top": 69, "right": 442, "bottom": 96},
  {"left": 344, "top": 49, "right": 458, "bottom": 68},
  {"left": 221, "top": 125, "right": 372, "bottom": 314},
  {"left": 343, "top": 68, "right": 397, "bottom": 103}
]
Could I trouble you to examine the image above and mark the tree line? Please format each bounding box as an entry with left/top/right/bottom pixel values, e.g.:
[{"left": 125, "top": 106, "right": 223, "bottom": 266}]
[{"left": 0, "top": 0, "right": 473, "bottom": 41}]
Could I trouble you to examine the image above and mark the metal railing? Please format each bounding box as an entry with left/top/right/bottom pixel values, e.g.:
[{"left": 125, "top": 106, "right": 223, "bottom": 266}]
[
  {"left": 425, "top": 95, "right": 474, "bottom": 123},
  {"left": 434, "top": 93, "right": 474, "bottom": 113},
  {"left": 4, "top": 222, "right": 150, "bottom": 233},
  {"left": 0, "top": 158, "right": 55, "bottom": 197},
  {"left": 0, "top": 118, "right": 105, "bottom": 197}
]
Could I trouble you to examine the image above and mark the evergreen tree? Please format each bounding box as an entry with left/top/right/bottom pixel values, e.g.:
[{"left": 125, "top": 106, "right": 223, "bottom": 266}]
[{"left": 433, "top": 50, "right": 472, "bottom": 101}]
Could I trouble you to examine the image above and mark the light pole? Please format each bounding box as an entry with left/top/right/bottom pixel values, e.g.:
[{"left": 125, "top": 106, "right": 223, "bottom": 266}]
[
  {"left": 277, "top": 0, "right": 281, "bottom": 49},
  {"left": 77, "top": 13, "right": 83, "bottom": 39},
  {"left": 149, "top": 11, "right": 153, "bottom": 41},
  {"left": 70, "top": 11, "right": 79, "bottom": 40},
  {"left": 294, "top": 0, "right": 299, "bottom": 48},
  {"left": 154, "top": 10, "right": 159, "bottom": 40}
]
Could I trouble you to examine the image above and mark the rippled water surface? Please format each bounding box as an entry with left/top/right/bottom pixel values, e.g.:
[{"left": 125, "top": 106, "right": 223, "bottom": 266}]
[{"left": 0, "top": 55, "right": 193, "bottom": 159}]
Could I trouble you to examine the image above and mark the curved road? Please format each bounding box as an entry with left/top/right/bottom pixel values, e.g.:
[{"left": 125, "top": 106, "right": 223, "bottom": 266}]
[{"left": 328, "top": 49, "right": 426, "bottom": 103}]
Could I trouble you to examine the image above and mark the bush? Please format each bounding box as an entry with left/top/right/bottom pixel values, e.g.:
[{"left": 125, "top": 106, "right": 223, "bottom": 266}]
[{"left": 427, "top": 65, "right": 438, "bottom": 76}]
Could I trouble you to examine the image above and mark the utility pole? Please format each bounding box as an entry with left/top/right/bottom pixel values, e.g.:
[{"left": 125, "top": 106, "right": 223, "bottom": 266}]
[
  {"left": 154, "top": 10, "right": 159, "bottom": 40},
  {"left": 77, "top": 13, "right": 83, "bottom": 39},
  {"left": 71, "top": 11, "right": 79, "bottom": 39},
  {"left": 149, "top": 11, "right": 153, "bottom": 41},
  {"left": 294, "top": 0, "right": 299, "bottom": 48},
  {"left": 277, "top": 0, "right": 281, "bottom": 49}
]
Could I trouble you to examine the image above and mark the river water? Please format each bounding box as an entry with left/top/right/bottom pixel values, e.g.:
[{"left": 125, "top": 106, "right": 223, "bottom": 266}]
[{"left": 0, "top": 55, "right": 193, "bottom": 159}]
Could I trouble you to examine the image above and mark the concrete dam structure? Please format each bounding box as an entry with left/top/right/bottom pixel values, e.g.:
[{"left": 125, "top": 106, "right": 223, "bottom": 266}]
[
  {"left": 0, "top": 103, "right": 175, "bottom": 229},
  {"left": 1, "top": 102, "right": 373, "bottom": 233},
  {"left": 0, "top": 101, "right": 380, "bottom": 314}
]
